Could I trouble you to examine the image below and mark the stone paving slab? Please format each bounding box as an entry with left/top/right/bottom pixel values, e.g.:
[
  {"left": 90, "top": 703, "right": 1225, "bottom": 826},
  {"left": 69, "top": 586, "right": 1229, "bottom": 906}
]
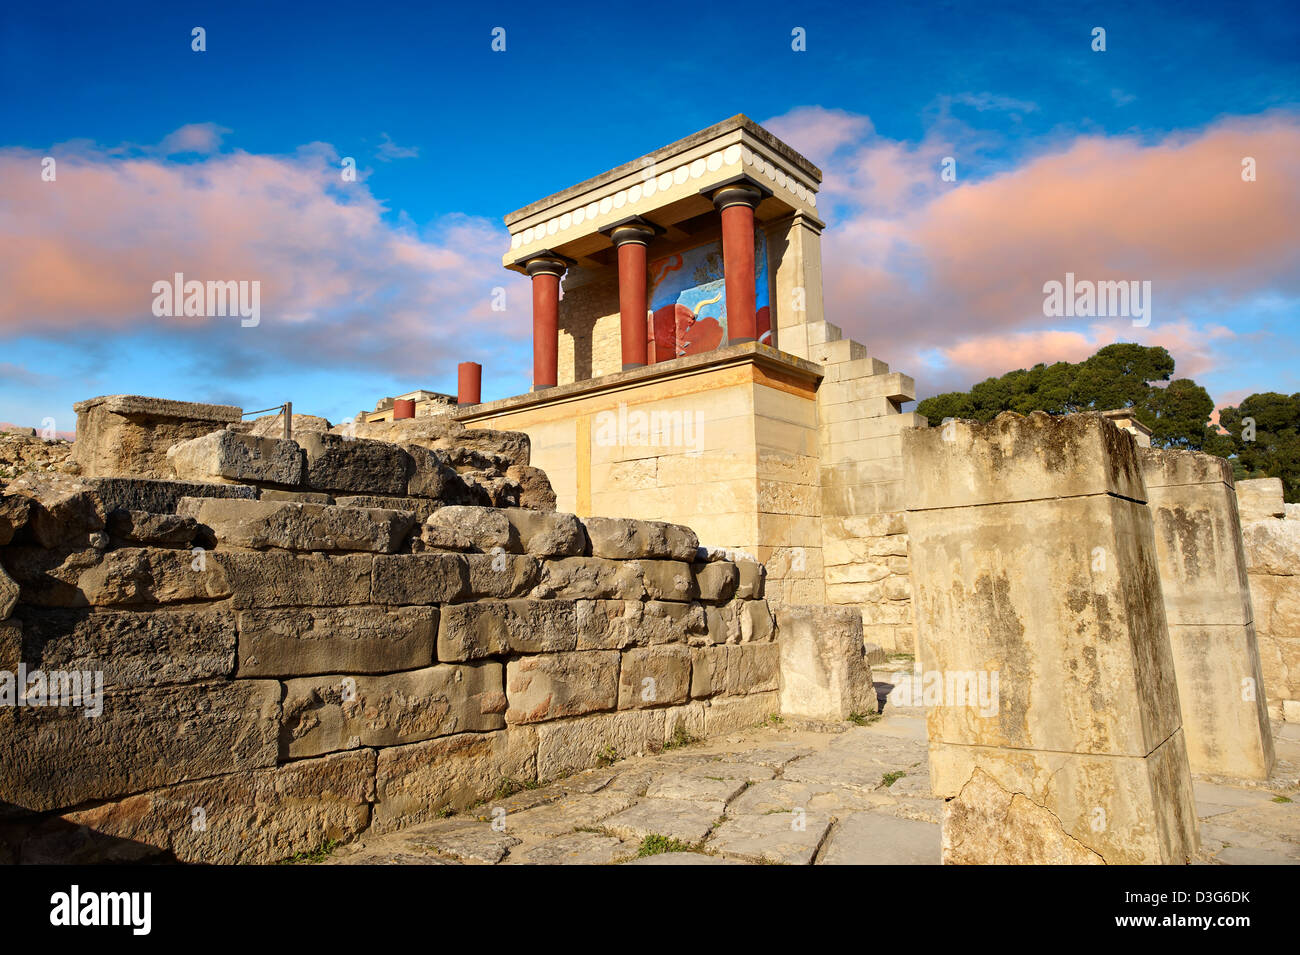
[
  {"left": 403, "top": 819, "right": 520, "bottom": 864},
  {"left": 817, "top": 812, "right": 942, "bottom": 865},
  {"left": 626, "top": 852, "right": 742, "bottom": 865},
  {"left": 644, "top": 773, "right": 747, "bottom": 811},
  {"left": 728, "top": 779, "right": 894, "bottom": 815},
  {"left": 512, "top": 831, "right": 633, "bottom": 865},
  {"left": 707, "top": 811, "right": 833, "bottom": 865},
  {"left": 503, "top": 790, "right": 638, "bottom": 838},
  {"left": 602, "top": 798, "right": 719, "bottom": 845}
]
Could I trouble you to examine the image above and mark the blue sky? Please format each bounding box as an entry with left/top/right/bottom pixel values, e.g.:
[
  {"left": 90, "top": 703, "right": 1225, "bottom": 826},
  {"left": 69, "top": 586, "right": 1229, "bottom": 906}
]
[{"left": 1, "top": 0, "right": 1297, "bottom": 430}]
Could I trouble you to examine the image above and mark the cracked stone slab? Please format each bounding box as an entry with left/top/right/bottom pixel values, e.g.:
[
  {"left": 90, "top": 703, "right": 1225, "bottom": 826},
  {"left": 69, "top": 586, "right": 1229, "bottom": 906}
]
[
  {"left": 405, "top": 820, "right": 521, "bottom": 864},
  {"left": 782, "top": 750, "right": 910, "bottom": 790},
  {"left": 719, "top": 745, "right": 814, "bottom": 769},
  {"left": 817, "top": 812, "right": 941, "bottom": 865},
  {"left": 680, "top": 760, "right": 776, "bottom": 783},
  {"left": 500, "top": 790, "right": 638, "bottom": 839},
  {"left": 728, "top": 779, "right": 895, "bottom": 816},
  {"left": 602, "top": 799, "right": 719, "bottom": 845},
  {"left": 325, "top": 848, "right": 459, "bottom": 865},
  {"left": 559, "top": 768, "right": 617, "bottom": 794},
  {"left": 707, "top": 811, "right": 833, "bottom": 865},
  {"left": 645, "top": 772, "right": 747, "bottom": 812},
  {"left": 514, "top": 831, "right": 634, "bottom": 865},
  {"left": 883, "top": 770, "right": 932, "bottom": 797},
  {"left": 624, "top": 852, "right": 742, "bottom": 865},
  {"left": 878, "top": 797, "right": 944, "bottom": 825}
]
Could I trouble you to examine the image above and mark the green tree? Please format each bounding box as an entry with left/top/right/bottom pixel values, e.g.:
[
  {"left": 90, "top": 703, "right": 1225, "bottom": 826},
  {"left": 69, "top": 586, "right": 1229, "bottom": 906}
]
[
  {"left": 917, "top": 343, "right": 1217, "bottom": 450},
  {"left": 1212, "top": 393, "right": 1300, "bottom": 502}
]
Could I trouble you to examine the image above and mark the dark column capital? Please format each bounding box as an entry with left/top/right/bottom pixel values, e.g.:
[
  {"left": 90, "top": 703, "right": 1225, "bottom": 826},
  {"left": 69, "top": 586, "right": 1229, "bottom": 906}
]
[
  {"left": 524, "top": 254, "right": 570, "bottom": 278},
  {"left": 711, "top": 183, "right": 765, "bottom": 212}
]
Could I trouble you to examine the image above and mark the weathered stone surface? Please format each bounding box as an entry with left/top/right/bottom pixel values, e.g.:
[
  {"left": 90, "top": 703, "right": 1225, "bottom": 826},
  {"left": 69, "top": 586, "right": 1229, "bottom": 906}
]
[
  {"left": 694, "top": 561, "right": 739, "bottom": 603},
  {"left": 465, "top": 553, "right": 542, "bottom": 598},
  {"left": 817, "top": 812, "right": 941, "bottom": 865},
  {"left": 776, "top": 604, "right": 875, "bottom": 720},
  {"left": 535, "top": 709, "right": 665, "bottom": 780},
  {"left": 299, "top": 431, "right": 411, "bottom": 495},
  {"left": 702, "top": 691, "right": 781, "bottom": 735},
  {"left": 707, "top": 810, "right": 832, "bottom": 864},
  {"left": 371, "top": 553, "right": 467, "bottom": 605},
  {"left": 73, "top": 395, "right": 242, "bottom": 479},
  {"left": 738, "top": 599, "right": 775, "bottom": 642},
  {"left": 506, "top": 651, "right": 619, "bottom": 723},
  {"left": 1243, "top": 519, "right": 1300, "bottom": 576},
  {"left": 403, "top": 444, "right": 472, "bottom": 501},
  {"left": 0, "top": 563, "right": 16, "bottom": 619},
  {"left": 902, "top": 411, "right": 1147, "bottom": 509},
  {"left": 106, "top": 509, "right": 203, "bottom": 547},
  {"left": 16, "top": 607, "right": 236, "bottom": 688},
  {"left": 500, "top": 790, "right": 636, "bottom": 839},
  {"left": 533, "top": 557, "right": 644, "bottom": 600},
  {"left": 506, "top": 464, "right": 556, "bottom": 511},
  {"left": 214, "top": 551, "right": 373, "bottom": 607},
  {"left": 602, "top": 798, "right": 716, "bottom": 845},
  {"left": 1237, "top": 478, "right": 1286, "bottom": 523},
  {"left": 735, "top": 559, "right": 765, "bottom": 599},
  {"left": 941, "top": 768, "right": 1104, "bottom": 865},
  {"left": 281, "top": 662, "right": 506, "bottom": 758},
  {"left": 645, "top": 772, "right": 745, "bottom": 812},
  {"left": 166, "top": 428, "right": 305, "bottom": 486},
  {"left": 626, "top": 851, "right": 740, "bottom": 865},
  {"left": 583, "top": 516, "right": 699, "bottom": 561},
  {"left": 336, "top": 495, "right": 440, "bottom": 523},
  {"left": 636, "top": 560, "right": 698, "bottom": 602},
  {"left": 402, "top": 819, "right": 520, "bottom": 863},
  {"left": 237, "top": 606, "right": 436, "bottom": 677},
  {"left": 0, "top": 546, "right": 101, "bottom": 608},
  {"left": 3, "top": 473, "right": 106, "bottom": 548},
  {"left": 618, "top": 645, "right": 691, "bottom": 709},
  {"left": 248, "top": 412, "right": 331, "bottom": 438},
  {"left": 502, "top": 508, "right": 586, "bottom": 557},
  {"left": 516, "top": 830, "right": 630, "bottom": 864},
  {"left": 437, "top": 599, "right": 579, "bottom": 661},
  {"left": 178, "top": 498, "right": 415, "bottom": 553},
  {"left": 575, "top": 600, "right": 706, "bottom": 649},
  {"left": 77, "top": 547, "right": 232, "bottom": 606},
  {"left": 0, "top": 493, "right": 33, "bottom": 546},
  {"left": 373, "top": 728, "right": 537, "bottom": 832},
  {"left": 13, "top": 750, "right": 374, "bottom": 865},
  {"left": 85, "top": 476, "right": 257, "bottom": 514},
  {"left": 422, "top": 506, "right": 512, "bottom": 552},
  {"left": 352, "top": 416, "right": 531, "bottom": 469},
  {"left": 691, "top": 643, "right": 780, "bottom": 699},
  {"left": 1, "top": 679, "right": 280, "bottom": 811}
]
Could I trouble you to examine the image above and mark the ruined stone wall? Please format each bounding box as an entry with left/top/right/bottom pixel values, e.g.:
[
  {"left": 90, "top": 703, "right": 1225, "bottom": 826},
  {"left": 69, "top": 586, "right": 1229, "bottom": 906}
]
[
  {"left": 1236, "top": 478, "right": 1300, "bottom": 721},
  {"left": 557, "top": 271, "right": 622, "bottom": 386},
  {"left": 0, "top": 399, "right": 779, "bottom": 864}
]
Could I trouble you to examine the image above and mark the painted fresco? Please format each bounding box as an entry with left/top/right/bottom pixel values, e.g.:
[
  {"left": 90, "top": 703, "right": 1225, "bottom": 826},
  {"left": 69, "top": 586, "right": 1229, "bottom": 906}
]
[{"left": 647, "top": 231, "right": 770, "bottom": 360}]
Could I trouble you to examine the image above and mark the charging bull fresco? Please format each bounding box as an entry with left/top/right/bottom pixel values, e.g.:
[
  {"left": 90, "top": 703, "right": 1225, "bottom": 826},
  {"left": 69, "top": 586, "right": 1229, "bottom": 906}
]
[{"left": 647, "top": 231, "right": 770, "bottom": 360}]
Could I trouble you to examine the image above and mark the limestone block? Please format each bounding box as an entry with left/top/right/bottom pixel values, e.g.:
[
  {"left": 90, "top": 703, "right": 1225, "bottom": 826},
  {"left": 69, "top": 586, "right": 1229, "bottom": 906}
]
[
  {"left": 739, "top": 599, "right": 776, "bottom": 642},
  {"left": 1236, "top": 478, "right": 1286, "bottom": 523},
  {"left": 776, "top": 604, "right": 875, "bottom": 720},
  {"left": 77, "top": 546, "right": 232, "bottom": 606},
  {"left": 583, "top": 516, "right": 699, "bottom": 560},
  {"left": 901, "top": 411, "right": 1147, "bottom": 511},
  {"left": 942, "top": 769, "right": 1103, "bottom": 865},
  {"left": 3, "top": 473, "right": 106, "bottom": 549},
  {"left": 166, "top": 428, "right": 305, "bottom": 486},
  {"left": 0, "top": 564, "right": 16, "bottom": 620},
  {"left": 370, "top": 553, "right": 468, "bottom": 605},
  {"left": 502, "top": 508, "right": 587, "bottom": 557},
  {"left": 505, "top": 650, "right": 619, "bottom": 723},
  {"left": 373, "top": 728, "right": 538, "bottom": 831},
  {"left": 403, "top": 444, "right": 467, "bottom": 500},
  {"left": 465, "top": 553, "right": 542, "bottom": 599},
  {"left": 635, "top": 559, "right": 698, "bottom": 602},
  {"left": 703, "top": 690, "right": 781, "bottom": 734},
  {"left": 248, "top": 412, "right": 331, "bottom": 438},
  {"left": 178, "top": 498, "right": 415, "bottom": 553},
  {"left": 437, "top": 599, "right": 580, "bottom": 661},
  {"left": 929, "top": 733, "right": 1198, "bottom": 865},
  {"left": 422, "top": 505, "right": 513, "bottom": 552},
  {"left": 236, "top": 606, "right": 436, "bottom": 677},
  {"left": 533, "top": 556, "right": 645, "bottom": 600},
  {"left": 281, "top": 662, "right": 506, "bottom": 758},
  {"left": 16, "top": 606, "right": 236, "bottom": 688},
  {"left": 507, "top": 464, "right": 557, "bottom": 511},
  {"left": 17, "top": 750, "right": 374, "bottom": 865},
  {"left": 690, "top": 643, "right": 780, "bottom": 699},
  {"left": 298, "top": 431, "right": 411, "bottom": 496},
  {"left": 215, "top": 551, "right": 373, "bottom": 608},
  {"left": 72, "top": 395, "right": 242, "bottom": 479},
  {"left": 736, "top": 559, "right": 765, "bottom": 599},
  {"left": 535, "top": 709, "right": 666, "bottom": 781},
  {"left": 1242, "top": 519, "right": 1300, "bottom": 575},
  {"left": 1, "top": 679, "right": 280, "bottom": 812},
  {"left": 574, "top": 599, "right": 706, "bottom": 649},
  {"left": 618, "top": 645, "right": 691, "bottom": 709},
  {"left": 107, "top": 509, "right": 203, "bottom": 547},
  {"left": 335, "top": 494, "right": 440, "bottom": 523},
  {"left": 0, "top": 546, "right": 101, "bottom": 608},
  {"left": 351, "top": 416, "right": 531, "bottom": 469},
  {"left": 85, "top": 476, "right": 257, "bottom": 515},
  {"left": 694, "top": 561, "right": 739, "bottom": 603}
]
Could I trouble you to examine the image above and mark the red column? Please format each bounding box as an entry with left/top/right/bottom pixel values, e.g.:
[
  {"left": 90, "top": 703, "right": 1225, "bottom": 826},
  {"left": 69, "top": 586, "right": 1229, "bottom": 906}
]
[
  {"left": 526, "top": 256, "right": 567, "bottom": 389},
  {"left": 611, "top": 223, "right": 654, "bottom": 369},
  {"left": 713, "top": 184, "right": 763, "bottom": 345},
  {"left": 393, "top": 398, "right": 415, "bottom": 419},
  {"left": 457, "top": 361, "right": 482, "bottom": 405}
]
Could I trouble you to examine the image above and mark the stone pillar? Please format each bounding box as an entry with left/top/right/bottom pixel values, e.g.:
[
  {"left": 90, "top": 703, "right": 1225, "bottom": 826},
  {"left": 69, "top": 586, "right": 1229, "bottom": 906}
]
[
  {"left": 1139, "top": 447, "right": 1276, "bottom": 779},
  {"left": 712, "top": 184, "right": 762, "bottom": 345},
  {"left": 526, "top": 256, "right": 567, "bottom": 390},
  {"left": 457, "top": 362, "right": 482, "bottom": 406},
  {"left": 611, "top": 223, "right": 654, "bottom": 370},
  {"left": 901, "top": 412, "right": 1198, "bottom": 864}
]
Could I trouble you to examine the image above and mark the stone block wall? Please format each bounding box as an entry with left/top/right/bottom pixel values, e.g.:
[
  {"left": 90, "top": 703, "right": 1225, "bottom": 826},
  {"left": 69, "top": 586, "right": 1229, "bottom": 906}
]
[
  {"left": 0, "top": 399, "right": 780, "bottom": 864},
  {"left": 1236, "top": 478, "right": 1300, "bottom": 721}
]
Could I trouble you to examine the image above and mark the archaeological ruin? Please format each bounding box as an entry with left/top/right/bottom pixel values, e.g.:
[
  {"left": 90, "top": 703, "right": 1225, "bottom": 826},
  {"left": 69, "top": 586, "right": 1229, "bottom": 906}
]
[{"left": 1, "top": 117, "right": 1296, "bottom": 866}]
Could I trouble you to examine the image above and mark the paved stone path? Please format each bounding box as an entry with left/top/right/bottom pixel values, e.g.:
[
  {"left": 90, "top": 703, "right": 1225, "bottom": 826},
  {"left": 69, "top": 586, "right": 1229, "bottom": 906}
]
[{"left": 326, "top": 710, "right": 1300, "bottom": 865}]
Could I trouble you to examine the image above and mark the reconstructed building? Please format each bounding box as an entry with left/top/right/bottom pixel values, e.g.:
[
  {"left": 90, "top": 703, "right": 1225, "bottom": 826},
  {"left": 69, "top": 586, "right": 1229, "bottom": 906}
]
[{"left": 458, "top": 116, "right": 924, "bottom": 651}]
